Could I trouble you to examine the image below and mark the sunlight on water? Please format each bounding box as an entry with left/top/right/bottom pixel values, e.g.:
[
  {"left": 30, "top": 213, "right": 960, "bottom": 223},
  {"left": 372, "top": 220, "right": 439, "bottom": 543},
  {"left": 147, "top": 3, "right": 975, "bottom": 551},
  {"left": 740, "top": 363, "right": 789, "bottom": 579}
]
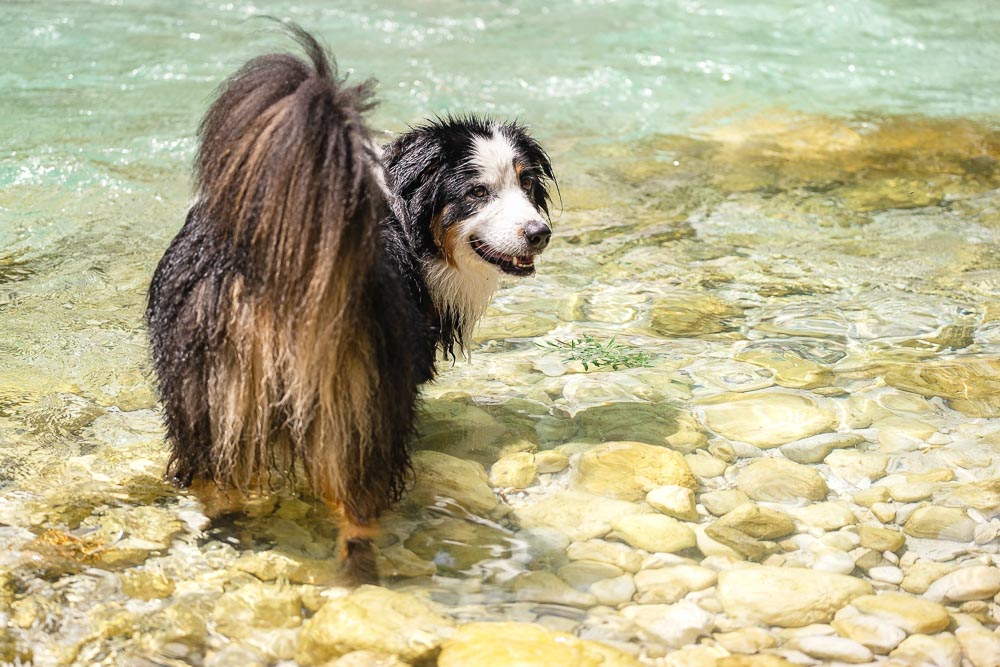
[{"left": 1, "top": 1, "right": 999, "bottom": 665}]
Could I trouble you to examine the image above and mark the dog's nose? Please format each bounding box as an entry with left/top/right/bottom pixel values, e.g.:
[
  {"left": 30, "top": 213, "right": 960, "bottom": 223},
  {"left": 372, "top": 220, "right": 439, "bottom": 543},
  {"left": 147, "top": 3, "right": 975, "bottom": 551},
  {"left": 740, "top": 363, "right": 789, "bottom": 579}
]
[{"left": 523, "top": 220, "right": 551, "bottom": 251}]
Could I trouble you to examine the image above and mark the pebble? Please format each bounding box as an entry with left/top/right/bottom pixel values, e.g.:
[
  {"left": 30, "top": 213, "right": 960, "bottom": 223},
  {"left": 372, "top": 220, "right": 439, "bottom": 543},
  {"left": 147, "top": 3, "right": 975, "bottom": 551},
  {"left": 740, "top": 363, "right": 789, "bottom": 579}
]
[
  {"left": 853, "top": 593, "right": 950, "bottom": 634},
  {"left": 859, "top": 525, "right": 906, "bottom": 552},
  {"left": 701, "top": 489, "right": 751, "bottom": 517},
  {"left": 924, "top": 565, "right": 1000, "bottom": 603},
  {"left": 514, "top": 490, "right": 648, "bottom": 541},
  {"left": 888, "top": 632, "right": 961, "bottom": 667},
  {"left": 558, "top": 560, "right": 624, "bottom": 591},
  {"left": 900, "top": 561, "right": 953, "bottom": 594},
  {"left": 810, "top": 547, "right": 856, "bottom": 575},
  {"left": 408, "top": 450, "right": 500, "bottom": 516},
  {"left": 955, "top": 627, "right": 1000, "bottom": 667},
  {"left": 646, "top": 485, "right": 699, "bottom": 521},
  {"left": 869, "top": 565, "right": 904, "bottom": 584},
  {"left": 489, "top": 452, "right": 537, "bottom": 489},
  {"left": 437, "top": 621, "right": 641, "bottom": 667},
  {"left": 589, "top": 574, "right": 636, "bottom": 607},
  {"left": 566, "top": 539, "right": 644, "bottom": 572},
  {"left": 736, "top": 458, "right": 829, "bottom": 503},
  {"left": 904, "top": 506, "right": 976, "bottom": 542},
  {"left": 791, "top": 502, "right": 858, "bottom": 531},
  {"left": 713, "top": 627, "right": 777, "bottom": 654},
  {"left": 534, "top": 450, "right": 569, "bottom": 474},
  {"left": 700, "top": 392, "right": 837, "bottom": 448},
  {"left": 513, "top": 571, "right": 598, "bottom": 608},
  {"left": 572, "top": 441, "right": 697, "bottom": 501},
  {"left": 780, "top": 433, "right": 864, "bottom": 465},
  {"left": 609, "top": 514, "right": 697, "bottom": 553},
  {"left": 714, "top": 503, "right": 796, "bottom": 540},
  {"left": 621, "top": 600, "right": 715, "bottom": 647},
  {"left": 685, "top": 452, "right": 729, "bottom": 479},
  {"left": 794, "top": 635, "right": 874, "bottom": 663},
  {"left": 825, "top": 449, "right": 890, "bottom": 484},
  {"left": 832, "top": 605, "right": 907, "bottom": 654},
  {"left": 717, "top": 566, "right": 872, "bottom": 627}
]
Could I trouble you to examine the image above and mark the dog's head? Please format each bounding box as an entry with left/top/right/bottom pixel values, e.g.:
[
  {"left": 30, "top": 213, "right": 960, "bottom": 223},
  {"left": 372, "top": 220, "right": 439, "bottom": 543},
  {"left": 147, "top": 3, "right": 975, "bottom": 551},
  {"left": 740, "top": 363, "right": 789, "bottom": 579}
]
[{"left": 385, "top": 117, "right": 556, "bottom": 278}]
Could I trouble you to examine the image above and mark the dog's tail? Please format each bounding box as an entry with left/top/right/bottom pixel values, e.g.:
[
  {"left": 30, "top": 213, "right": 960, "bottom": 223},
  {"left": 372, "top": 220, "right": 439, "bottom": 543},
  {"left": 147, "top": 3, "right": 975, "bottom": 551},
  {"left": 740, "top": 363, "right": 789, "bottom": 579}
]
[
  {"left": 196, "top": 23, "right": 381, "bottom": 306},
  {"left": 191, "top": 25, "right": 397, "bottom": 499}
]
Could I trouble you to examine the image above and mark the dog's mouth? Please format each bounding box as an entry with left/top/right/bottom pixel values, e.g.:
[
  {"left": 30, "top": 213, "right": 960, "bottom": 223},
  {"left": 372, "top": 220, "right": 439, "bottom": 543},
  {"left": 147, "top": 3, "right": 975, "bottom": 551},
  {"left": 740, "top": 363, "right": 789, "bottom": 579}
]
[{"left": 469, "top": 238, "right": 536, "bottom": 276}]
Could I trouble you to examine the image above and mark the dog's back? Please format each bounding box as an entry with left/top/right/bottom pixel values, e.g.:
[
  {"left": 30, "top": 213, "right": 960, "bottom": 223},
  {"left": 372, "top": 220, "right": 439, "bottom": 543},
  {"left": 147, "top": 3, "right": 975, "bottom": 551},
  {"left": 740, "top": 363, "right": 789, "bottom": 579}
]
[{"left": 146, "top": 26, "right": 424, "bottom": 582}]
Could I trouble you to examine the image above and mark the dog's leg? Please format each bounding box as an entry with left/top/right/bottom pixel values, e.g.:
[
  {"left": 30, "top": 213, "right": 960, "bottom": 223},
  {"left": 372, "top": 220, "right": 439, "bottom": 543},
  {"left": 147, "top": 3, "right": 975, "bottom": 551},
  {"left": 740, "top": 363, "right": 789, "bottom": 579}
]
[{"left": 329, "top": 503, "right": 380, "bottom": 586}]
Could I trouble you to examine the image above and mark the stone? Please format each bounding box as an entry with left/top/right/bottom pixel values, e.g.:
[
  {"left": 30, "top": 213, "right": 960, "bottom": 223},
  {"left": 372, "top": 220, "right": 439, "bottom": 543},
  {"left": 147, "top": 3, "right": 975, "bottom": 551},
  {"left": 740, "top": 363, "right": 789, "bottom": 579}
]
[
  {"left": 705, "top": 525, "right": 778, "bottom": 562},
  {"left": 924, "top": 566, "right": 1000, "bottom": 603},
  {"left": 634, "top": 566, "right": 716, "bottom": 604},
  {"left": 955, "top": 628, "right": 1000, "bottom": 667},
  {"left": 513, "top": 571, "right": 597, "bottom": 607},
  {"left": 646, "top": 485, "right": 699, "bottom": 521},
  {"left": 534, "top": 450, "right": 569, "bottom": 473},
  {"left": 649, "top": 294, "right": 742, "bottom": 338},
  {"left": 780, "top": 433, "right": 864, "bottom": 464},
  {"left": 572, "top": 441, "right": 697, "bottom": 501},
  {"left": 854, "top": 486, "right": 891, "bottom": 508},
  {"left": 590, "top": 574, "right": 637, "bottom": 606},
  {"left": 904, "top": 506, "right": 976, "bottom": 542},
  {"left": 621, "top": 601, "right": 715, "bottom": 647},
  {"left": 232, "top": 550, "right": 340, "bottom": 586},
  {"left": 714, "top": 504, "right": 795, "bottom": 540},
  {"left": 939, "top": 478, "right": 1000, "bottom": 517},
  {"left": 888, "top": 632, "right": 961, "bottom": 667},
  {"left": 701, "top": 489, "right": 751, "bottom": 517},
  {"left": 810, "top": 547, "right": 856, "bottom": 575},
  {"left": 736, "top": 349, "right": 833, "bottom": 390},
  {"left": 326, "top": 651, "right": 410, "bottom": 667},
  {"left": 212, "top": 581, "right": 302, "bottom": 639},
  {"left": 558, "top": 560, "right": 624, "bottom": 591},
  {"left": 871, "top": 502, "right": 896, "bottom": 523},
  {"left": 869, "top": 565, "right": 904, "bottom": 585},
  {"left": 900, "top": 561, "right": 952, "bottom": 594},
  {"left": 859, "top": 525, "right": 906, "bottom": 553},
  {"left": 852, "top": 593, "right": 950, "bottom": 634},
  {"left": 489, "top": 452, "right": 537, "bottom": 489},
  {"left": 405, "top": 516, "right": 511, "bottom": 572},
  {"left": 876, "top": 417, "right": 937, "bottom": 453},
  {"left": 794, "top": 635, "right": 874, "bottom": 664},
  {"left": 295, "top": 586, "right": 454, "bottom": 666},
  {"left": 408, "top": 450, "right": 499, "bottom": 516},
  {"left": 717, "top": 657, "right": 795, "bottom": 667},
  {"left": 437, "top": 622, "right": 642, "bottom": 667},
  {"left": 832, "top": 605, "right": 907, "bottom": 654},
  {"left": 377, "top": 545, "right": 438, "bottom": 578},
  {"left": 713, "top": 627, "right": 777, "bottom": 654},
  {"left": 717, "top": 566, "right": 872, "bottom": 628},
  {"left": 736, "top": 458, "right": 828, "bottom": 503},
  {"left": 566, "top": 539, "right": 644, "bottom": 572},
  {"left": 881, "top": 357, "right": 1000, "bottom": 418},
  {"left": 824, "top": 449, "right": 889, "bottom": 484},
  {"left": 790, "top": 502, "right": 857, "bottom": 531},
  {"left": 685, "top": 452, "right": 728, "bottom": 479},
  {"left": 609, "top": 514, "right": 697, "bottom": 553},
  {"left": 513, "top": 490, "right": 648, "bottom": 542},
  {"left": 700, "top": 392, "right": 837, "bottom": 448}
]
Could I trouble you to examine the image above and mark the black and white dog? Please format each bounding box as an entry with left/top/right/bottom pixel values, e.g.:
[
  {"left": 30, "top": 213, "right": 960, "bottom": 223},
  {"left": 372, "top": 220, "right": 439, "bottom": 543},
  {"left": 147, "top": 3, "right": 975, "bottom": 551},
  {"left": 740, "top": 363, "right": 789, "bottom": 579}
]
[{"left": 146, "top": 24, "right": 555, "bottom": 582}]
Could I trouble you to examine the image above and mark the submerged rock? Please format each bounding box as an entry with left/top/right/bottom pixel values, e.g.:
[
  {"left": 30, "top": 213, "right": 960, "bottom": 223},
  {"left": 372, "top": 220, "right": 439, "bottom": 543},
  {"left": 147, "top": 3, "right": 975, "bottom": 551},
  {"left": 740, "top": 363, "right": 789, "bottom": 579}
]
[
  {"left": 700, "top": 392, "right": 836, "bottom": 448},
  {"left": 717, "top": 566, "right": 872, "bottom": 627},
  {"left": 438, "top": 622, "right": 641, "bottom": 667},
  {"left": 572, "top": 440, "right": 697, "bottom": 501},
  {"left": 609, "top": 514, "right": 697, "bottom": 553},
  {"left": 407, "top": 450, "right": 500, "bottom": 517},
  {"left": 735, "top": 458, "right": 829, "bottom": 503},
  {"left": 513, "top": 490, "right": 649, "bottom": 542},
  {"left": 405, "top": 516, "right": 511, "bottom": 573},
  {"left": 296, "top": 586, "right": 455, "bottom": 666}
]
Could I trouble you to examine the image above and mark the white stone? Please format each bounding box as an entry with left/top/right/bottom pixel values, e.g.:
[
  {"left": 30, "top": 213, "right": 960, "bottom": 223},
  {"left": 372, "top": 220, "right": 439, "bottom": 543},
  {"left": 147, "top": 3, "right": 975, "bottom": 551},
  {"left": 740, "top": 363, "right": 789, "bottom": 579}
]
[
  {"left": 956, "top": 627, "right": 1000, "bottom": 667},
  {"left": 795, "top": 635, "right": 874, "bottom": 663},
  {"left": 810, "top": 547, "right": 856, "bottom": 575},
  {"left": 832, "top": 605, "right": 906, "bottom": 654},
  {"left": 589, "top": 574, "right": 636, "bottom": 607},
  {"left": 646, "top": 485, "right": 699, "bottom": 521},
  {"left": 924, "top": 566, "right": 1000, "bottom": 603},
  {"left": 869, "top": 565, "right": 904, "bottom": 585},
  {"left": 889, "top": 632, "right": 961, "bottom": 667},
  {"left": 621, "top": 601, "right": 715, "bottom": 647}
]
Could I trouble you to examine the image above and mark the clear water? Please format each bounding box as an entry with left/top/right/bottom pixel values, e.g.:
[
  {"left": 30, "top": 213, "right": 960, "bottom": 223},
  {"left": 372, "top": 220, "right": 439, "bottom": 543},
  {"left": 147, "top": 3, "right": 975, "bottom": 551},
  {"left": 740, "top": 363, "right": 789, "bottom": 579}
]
[{"left": 2, "top": 1, "right": 999, "bottom": 665}]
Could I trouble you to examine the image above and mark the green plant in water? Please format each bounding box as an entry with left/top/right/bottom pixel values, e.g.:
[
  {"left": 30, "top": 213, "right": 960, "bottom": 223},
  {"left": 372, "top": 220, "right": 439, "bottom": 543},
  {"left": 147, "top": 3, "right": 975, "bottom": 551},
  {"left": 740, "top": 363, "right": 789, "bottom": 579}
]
[{"left": 537, "top": 334, "right": 652, "bottom": 371}]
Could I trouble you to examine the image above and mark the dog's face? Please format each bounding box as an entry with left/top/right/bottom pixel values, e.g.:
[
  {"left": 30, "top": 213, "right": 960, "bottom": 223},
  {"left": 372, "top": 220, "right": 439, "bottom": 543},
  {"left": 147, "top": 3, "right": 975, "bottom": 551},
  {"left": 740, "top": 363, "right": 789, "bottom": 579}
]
[{"left": 385, "top": 118, "right": 556, "bottom": 278}]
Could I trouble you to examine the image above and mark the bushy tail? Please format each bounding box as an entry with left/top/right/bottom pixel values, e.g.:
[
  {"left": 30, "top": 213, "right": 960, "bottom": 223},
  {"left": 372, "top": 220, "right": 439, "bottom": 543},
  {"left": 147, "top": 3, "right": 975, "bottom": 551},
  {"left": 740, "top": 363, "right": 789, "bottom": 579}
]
[
  {"left": 196, "top": 23, "right": 381, "bottom": 313},
  {"left": 182, "top": 25, "right": 397, "bottom": 499}
]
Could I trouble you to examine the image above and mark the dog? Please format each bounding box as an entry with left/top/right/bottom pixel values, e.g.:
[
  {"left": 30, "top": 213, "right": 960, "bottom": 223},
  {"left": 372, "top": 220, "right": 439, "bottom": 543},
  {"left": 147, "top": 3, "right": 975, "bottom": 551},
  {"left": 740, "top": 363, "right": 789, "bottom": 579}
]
[{"left": 146, "top": 24, "right": 555, "bottom": 583}]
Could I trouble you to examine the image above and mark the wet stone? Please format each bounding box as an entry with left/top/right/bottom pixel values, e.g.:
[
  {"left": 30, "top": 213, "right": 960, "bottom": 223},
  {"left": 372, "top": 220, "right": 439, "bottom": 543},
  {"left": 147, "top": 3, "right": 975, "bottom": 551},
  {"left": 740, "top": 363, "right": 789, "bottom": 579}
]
[
  {"left": 736, "top": 349, "right": 834, "bottom": 390},
  {"left": 438, "top": 621, "right": 641, "bottom": 667},
  {"left": 212, "top": 581, "right": 302, "bottom": 640},
  {"left": 735, "top": 458, "right": 829, "bottom": 503},
  {"left": 646, "top": 485, "right": 699, "bottom": 521},
  {"left": 713, "top": 503, "right": 795, "bottom": 540},
  {"left": 791, "top": 502, "right": 858, "bottom": 531},
  {"left": 404, "top": 516, "right": 511, "bottom": 572},
  {"left": 900, "top": 561, "right": 952, "bottom": 595},
  {"left": 824, "top": 449, "right": 890, "bottom": 484},
  {"left": 621, "top": 600, "right": 716, "bottom": 648},
  {"left": 513, "top": 571, "right": 597, "bottom": 607},
  {"left": 407, "top": 450, "right": 500, "bottom": 517},
  {"left": 859, "top": 525, "right": 906, "bottom": 553},
  {"left": 832, "top": 605, "right": 907, "bottom": 654},
  {"left": 571, "top": 440, "right": 697, "bottom": 501},
  {"left": 513, "top": 490, "right": 648, "bottom": 542},
  {"left": 609, "top": 514, "right": 697, "bottom": 553},
  {"left": 717, "top": 566, "right": 872, "bottom": 628},
  {"left": 713, "top": 627, "right": 777, "bottom": 654},
  {"left": 793, "top": 635, "right": 874, "bottom": 664},
  {"left": 903, "top": 506, "right": 976, "bottom": 542},
  {"left": 489, "top": 452, "right": 537, "bottom": 489},
  {"left": 700, "top": 392, "right": 837, "bottom": 448},
  {"left": 888, "top": 632, "right": 962, "bottom": 667},
  {"left": 534, "top": 449, "right": 569, "bottom": 473},
  {"left": 558, "top": 559, "right": 624, "bottom": 591},
  {"left": 780, "top": 433, "right": 864, "bottom": 465},
  {"left": 295, "top": 586, "right": 455, "bottom": 666},
  {"left": 924, "top": 565, "right": 1000, "bottom": 603},
  {"left": 851, "top": 593, "right": 950, "bottom": 634},
  {"left": 700, "top": 489, "right": 751, "bottom": 517},
  {"left": 566, "top": 539, "right": 644, "bottom": 572}
]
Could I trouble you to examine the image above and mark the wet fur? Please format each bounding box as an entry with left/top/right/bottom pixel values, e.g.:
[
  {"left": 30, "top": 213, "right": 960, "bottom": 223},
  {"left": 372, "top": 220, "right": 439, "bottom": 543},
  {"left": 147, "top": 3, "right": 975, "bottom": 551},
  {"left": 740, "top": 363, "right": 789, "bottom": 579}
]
[{"left": 146, "top": 25, "right": 553, "bottom": 580}]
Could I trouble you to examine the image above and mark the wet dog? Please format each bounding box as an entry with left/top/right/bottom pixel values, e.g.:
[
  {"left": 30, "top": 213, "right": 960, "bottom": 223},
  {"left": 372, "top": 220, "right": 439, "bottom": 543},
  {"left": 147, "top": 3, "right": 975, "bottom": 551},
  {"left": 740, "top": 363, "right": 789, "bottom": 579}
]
[{"left": 146, "top": 25, "right": 555, "bottom": 582}]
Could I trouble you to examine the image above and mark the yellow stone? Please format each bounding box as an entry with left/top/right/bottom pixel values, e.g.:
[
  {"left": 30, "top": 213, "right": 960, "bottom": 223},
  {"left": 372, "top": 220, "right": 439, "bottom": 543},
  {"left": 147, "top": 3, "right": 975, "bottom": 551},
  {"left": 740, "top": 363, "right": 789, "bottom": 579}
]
[
  {"left": 438, "top": 622, "right": 641, "bottom": 667},
  {"left": 572, "top": 441, "right": 697, "bottom": 501}
]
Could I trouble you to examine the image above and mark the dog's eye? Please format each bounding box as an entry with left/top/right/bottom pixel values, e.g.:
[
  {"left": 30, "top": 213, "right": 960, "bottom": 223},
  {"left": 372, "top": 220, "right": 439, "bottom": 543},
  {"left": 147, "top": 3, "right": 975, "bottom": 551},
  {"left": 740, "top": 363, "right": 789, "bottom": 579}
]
[
  {"left": 520, "top": 175, "right": 533, "bottom": 191},
  {"left": 470, "top": 185, "right": 489, "bottom": 198}
]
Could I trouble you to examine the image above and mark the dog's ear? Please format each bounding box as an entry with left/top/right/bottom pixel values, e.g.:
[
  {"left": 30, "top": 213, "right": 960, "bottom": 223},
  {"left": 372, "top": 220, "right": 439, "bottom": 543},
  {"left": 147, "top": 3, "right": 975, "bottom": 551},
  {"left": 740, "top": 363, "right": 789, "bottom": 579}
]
[
  {"left": 511, "top": 131, "right": 557, "bottom": 218},
  {"left": 385, "top": 132, "right": 444, "bottom": 205}
]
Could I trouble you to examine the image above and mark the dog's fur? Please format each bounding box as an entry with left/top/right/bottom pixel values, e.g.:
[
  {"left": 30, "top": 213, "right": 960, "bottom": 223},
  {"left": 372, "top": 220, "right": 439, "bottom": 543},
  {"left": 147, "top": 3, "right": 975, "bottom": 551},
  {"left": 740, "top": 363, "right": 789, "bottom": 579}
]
[{"left": 146, "top": 25, "right": 554, "bottom": 582}]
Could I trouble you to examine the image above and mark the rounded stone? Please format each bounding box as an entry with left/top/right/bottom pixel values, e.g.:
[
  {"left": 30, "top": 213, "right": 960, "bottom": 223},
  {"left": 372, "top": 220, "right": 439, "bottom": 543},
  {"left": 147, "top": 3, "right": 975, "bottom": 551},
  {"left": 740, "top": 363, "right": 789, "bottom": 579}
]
[
  {"left": 566, "top": 539, "right": 644, "bottom": 572},
  {"left": 859, "top": 525, "right": 906, "bottom": 553},
  {"left": 408, "top": 450, "right": 499, "bottom": 516},
  {"left": 714, "top": 503, "right": 795, "bottom": 540},
  {"left": 852, "top": 593, "right": 950, "bottom": 634},
  {"left": 955, "top": 628, "right": 1000, "bottom": 667},
  {"left": 791, "top": 502, "right": 857, "bottom": 531},
  {"left": 589, "top": 574, "right": 636, "bottom": 607},
  {"left": 513, "top": 571, "right": 597, "bottom": 608},
  {"left": 824, "top": 450, "right": 889, "bottom": 484},
  {"left": 832, "top": 605, "right": 907, "bottom": 654},
  {"left": 903, "top": 506, "right": 976, "bottom": 542},
  {"left": 795, "top": 635, "right": 874, "bottom": 664},
  {"left": 700, "top": 392, "right": 836, "bottom": 448},
  {"left": 572, "top": 441, "right": 698, "bottom": 501},
  {"left": 646, "top": 485, "right": 699, "bottom": 521},
  {"left": 701, "top": 489, "right": 751, "bottom": 517},
  {"left": 717, "top": 566, "right": 872, "bottom": 628},
  {"left": 295, "top": 586, "right": 455, "bottom": 666},
  {"left": 609, "top": 514, "right": 697, "bottom": 553},
  {"left": 534, "top": 450, "right": 569, "bottom": 474},
  {"left": 924, "top": 566, "right": 1000, "bottom": 603},
  {"left": 513, "top": 490, "right": 648, "bottom": 542},
  {"left": 437, "top": 622, "right": 642, "bottom": 667},
  {"left": 489, "top": 452, "right": 537, "bottom": 489},
  {"left": 888, "top": 632, "right": 961, "bottom": 667},
  {"left": 621, "top": 600, "right": 715, "bottom": 647},
  {"left": 736, "top": 458, "right": 829, "bottom": 503}
]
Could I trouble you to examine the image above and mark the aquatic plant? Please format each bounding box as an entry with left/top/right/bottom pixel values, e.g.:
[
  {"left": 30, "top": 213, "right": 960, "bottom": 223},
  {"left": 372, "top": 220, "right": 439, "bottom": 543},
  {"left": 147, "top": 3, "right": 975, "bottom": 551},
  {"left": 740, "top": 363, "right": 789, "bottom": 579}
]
[{"left": 537, "top": 334, "right": 652, "bottom": 371}]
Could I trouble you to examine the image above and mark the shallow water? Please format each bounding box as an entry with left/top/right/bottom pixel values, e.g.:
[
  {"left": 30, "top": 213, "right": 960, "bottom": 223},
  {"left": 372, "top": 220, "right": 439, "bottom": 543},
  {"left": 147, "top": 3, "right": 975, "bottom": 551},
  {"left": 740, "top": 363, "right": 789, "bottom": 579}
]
[{"left": 2, "top": 1, "right": 999, "bottom": 666}]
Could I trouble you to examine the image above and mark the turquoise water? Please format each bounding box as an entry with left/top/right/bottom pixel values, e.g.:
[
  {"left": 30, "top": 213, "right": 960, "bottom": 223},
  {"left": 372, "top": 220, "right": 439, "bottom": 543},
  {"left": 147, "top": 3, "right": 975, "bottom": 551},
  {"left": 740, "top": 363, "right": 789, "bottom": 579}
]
[{"left": 2, "top": 2, "right": 1000, "bottom": 666}]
